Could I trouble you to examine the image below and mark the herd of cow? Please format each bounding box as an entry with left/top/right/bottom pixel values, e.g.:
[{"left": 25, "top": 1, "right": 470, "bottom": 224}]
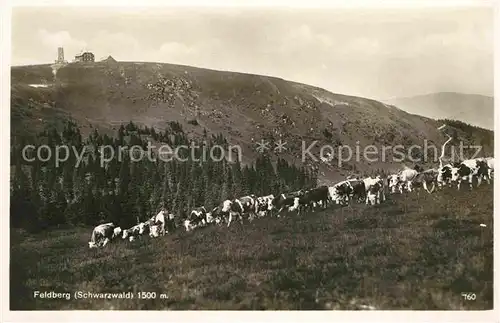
[{"left": 88, "top": 156, "right": 494, "bottom": 249}]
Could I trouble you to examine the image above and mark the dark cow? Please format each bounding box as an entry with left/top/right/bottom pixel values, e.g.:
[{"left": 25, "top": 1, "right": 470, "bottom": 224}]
[
  {"left": 329, "top": 179, "right": 366, "bottom": 205},
  {"left": 165, "top": 212, "right": 177, "bottom": 233},
  {"left": 436, "top": 164, "right": 455, "bottom": 189},
  {"left": 271, "top": 190, "right": 307, "bottom": 207},
  {"left": 275, "top": 197, "right": 300, "bottom": 216},
  {"left": 209, "top": 205, "right": 224, "bottom": 225},
  {"left": 350, "top": 180, "right": 366, "bottom": 203},
  {"left": 297, "top": 186, "right": 329, "bottom": 214},
  {"left": 271, "top": 190, "right": 306, "bottom": 215}
]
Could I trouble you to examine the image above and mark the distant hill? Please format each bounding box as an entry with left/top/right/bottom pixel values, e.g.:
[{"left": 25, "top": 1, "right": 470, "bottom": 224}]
[
  {"left": 10, "top": 62, "right": 494, "bottom": 182},
  {"left": 383, "top": 92, "right": 494, "bottom": 130}
]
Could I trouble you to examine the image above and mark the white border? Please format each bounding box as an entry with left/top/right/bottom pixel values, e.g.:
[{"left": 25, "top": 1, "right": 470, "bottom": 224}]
[
  {"left": 1, "top": 0, "right": 499, "bottom": 322},
  {"left": 5, "top": 0, "right": 499, "bottom": 7}
]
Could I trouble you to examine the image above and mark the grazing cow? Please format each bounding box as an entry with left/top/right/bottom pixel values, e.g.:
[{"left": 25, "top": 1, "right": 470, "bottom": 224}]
[
  {"left": 486, "top": 157, "right": 494, "bottom": 179},
  {"left": 271, "top": 194, "right": 285, "bottom": 209},
  {"left": 329, "top": 179, "right": 366, "bottom": 205},
  {"left": 480, "top": 157, "right": 494, "bottom": 182},
  {"left": 88, "top": 223, "right": 116, "bottom": 248},
  {"left": 205, "top": 211, "right": 217, "bottom": 225},
  {"left": 388, "top": 168, "right": 419, "bottom": 193},
  {"left": 436, "top": 164, "right": 455, "bottom": 189},
  {"left": 387, "top": 174, "right": 403, "bottom": 194},
  {"left": 122, "top": 222, "right": 150, "bottom": 241},
  {"left": 232, "top": 195, "right": 258, "bottom": 225},
  {"left": 275, "top": 197, "right": 300, "bottom": 215},
  {"left": 328, "top": 182, "right": 349, "bottom": 205},
  {"left": 220, "top": 199, "right": 240, "bottom": 227},
  {"left": 164, "top": 212, "right": 177, "bottom": 232},
  {"left": 256, "top": 194, "right": 275, "bottom": 217},
  {"left": 451, "top": 158, "right": 490, "bottom": 190},
  {"left": 486, "top": 157, "right": 494, "bottom": 173},
  {"left": 412, "top": 168, "right": 438, "bottom": 193},
  {"left": 272, "top": 190, "right": 306, "bottom": 216},
  {"left": 220, "top": 196, "right": 257, "bottom": 227},
  {"left": 184, "top": 206, "right": 208, "bottom": 232},
  {"left": 352, "top": 179, "right": 369, "bottom": 203},
  {"left": 387, "top": 174, "right": 402, "bottom": 194},
  {"left": 209, "top": 205, "right": 224, "bottom": 225},
  {"left": 149, "top": 209, "right": 167, "bottom": 237},
  {"left": 149, "top": 225, "right": 163, "bottom": 238},
  {"left": 112, "top": 227, "right": 122, "bottom": 239},
  {"left": 363, "top": 176, "right": 385, "bottom": 205},
  {"left": 297, "top": 186, "right": 329, "bottom": 214}
]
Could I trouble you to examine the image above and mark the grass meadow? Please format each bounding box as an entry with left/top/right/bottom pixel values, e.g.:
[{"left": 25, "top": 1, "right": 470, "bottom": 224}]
[{"left": 10, "top": 184, "right": 493, "bottom": 310}]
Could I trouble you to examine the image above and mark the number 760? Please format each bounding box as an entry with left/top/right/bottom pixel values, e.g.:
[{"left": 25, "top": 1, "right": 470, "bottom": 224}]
[{"left": 461, "top": 293, "right": 476, "bottom": 300}]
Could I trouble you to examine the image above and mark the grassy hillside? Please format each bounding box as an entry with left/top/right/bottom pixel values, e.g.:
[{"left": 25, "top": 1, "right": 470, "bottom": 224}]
[
  {"left": 11, "top": 62, "right": 494, "bottom": 182},
  {"left": 384, "top": 92, "right": 494, "bottom": 131},
  {"left": 10, "top": 184, "right": 493, "bottom": 310}
]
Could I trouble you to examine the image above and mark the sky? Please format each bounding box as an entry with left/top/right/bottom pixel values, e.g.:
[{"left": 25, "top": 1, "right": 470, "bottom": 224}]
[{"left": 11, "top": 6, "right": 494, "bottom": 100}]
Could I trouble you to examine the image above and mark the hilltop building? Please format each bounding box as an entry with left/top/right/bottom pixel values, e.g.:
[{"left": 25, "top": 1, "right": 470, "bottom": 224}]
[
  {"left": 101, "top": 55, "right": 117, "bottom": 64},
  {"left": 74, "top": 51, "right": 95, "bottom": 63},
  {"left": 54, "top": 47, "right": 67, "bottom": 64}
]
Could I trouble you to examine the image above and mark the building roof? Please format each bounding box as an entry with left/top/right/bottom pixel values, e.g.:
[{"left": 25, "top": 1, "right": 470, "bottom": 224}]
[{"left": 75, "top": 51, "right": 94, "bottom": 57}]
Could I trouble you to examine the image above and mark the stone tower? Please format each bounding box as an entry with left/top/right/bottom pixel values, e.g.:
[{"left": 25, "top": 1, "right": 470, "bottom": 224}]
[
  {"left": 55, "top": 47, "right": 67, "bottom": 64},
  {"left": 57, "top": 47, "right": 64, "bottom": 63},
  {"left": 52, "top": 47, "right": 68, "bottom": 79}
]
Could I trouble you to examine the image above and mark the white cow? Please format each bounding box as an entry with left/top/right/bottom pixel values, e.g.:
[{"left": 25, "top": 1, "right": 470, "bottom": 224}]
[
  {"left": 286, "top": 197, "right": 301, "bottom": 213},
  {"left": 220, "top": 199, "right": 235, "bottom": 227},
  {"left": 206, "top": 212, "right": 215, "bottom": 224},
  {"left": 387, "top": 174, "right": 400, "bottom": 194},
  {"left": 184, "top": 206, "right": 208, "bottom": 232},
  {"left": 256, "top": 194, "right": 275, "bottom": 217},
  {"left": 451, "top": 158, "right": 490, "bottom": 190},
  {"left": 222, "top": 195, "right": 257, "bottom": 227},
  {"left": 149, "top": 225, "right": 162, "bottom": 238},
  {"left": 482, "top": 157, "right": 494, "bottom": 181},
  {"left": 122, "top": 222, "right": 150, "bottom": 241},
  {"left": 88, "top": 223, "right": 116, "bottom": 248},
  {"left": 149, "top": 209, "right": 167, "bottom": 237},
  {"left": 363, "top": 176, "right": 385, "bottom": 205},
  {"left": 387, "top": 174, "right": 403, "bottom": 194},
  {"left": 112, "top": 227, "right": 122, "bottom": 239},
  {"left": 388, "top": 168, "right": 419, "bottom": 193}
]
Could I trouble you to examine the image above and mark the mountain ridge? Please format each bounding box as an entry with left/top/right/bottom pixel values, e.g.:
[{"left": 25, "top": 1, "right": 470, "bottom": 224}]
[
  {"left": 10, "top": 61, "right": 494, "bottom": 182},
  {"left": 383, "top": 92, "right": 494, "bottom": 130}
]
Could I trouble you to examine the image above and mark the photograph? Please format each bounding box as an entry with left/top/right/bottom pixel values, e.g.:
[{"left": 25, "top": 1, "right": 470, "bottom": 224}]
[{"left": 7, "top": 2, "right": 496, "bottom": 313}]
